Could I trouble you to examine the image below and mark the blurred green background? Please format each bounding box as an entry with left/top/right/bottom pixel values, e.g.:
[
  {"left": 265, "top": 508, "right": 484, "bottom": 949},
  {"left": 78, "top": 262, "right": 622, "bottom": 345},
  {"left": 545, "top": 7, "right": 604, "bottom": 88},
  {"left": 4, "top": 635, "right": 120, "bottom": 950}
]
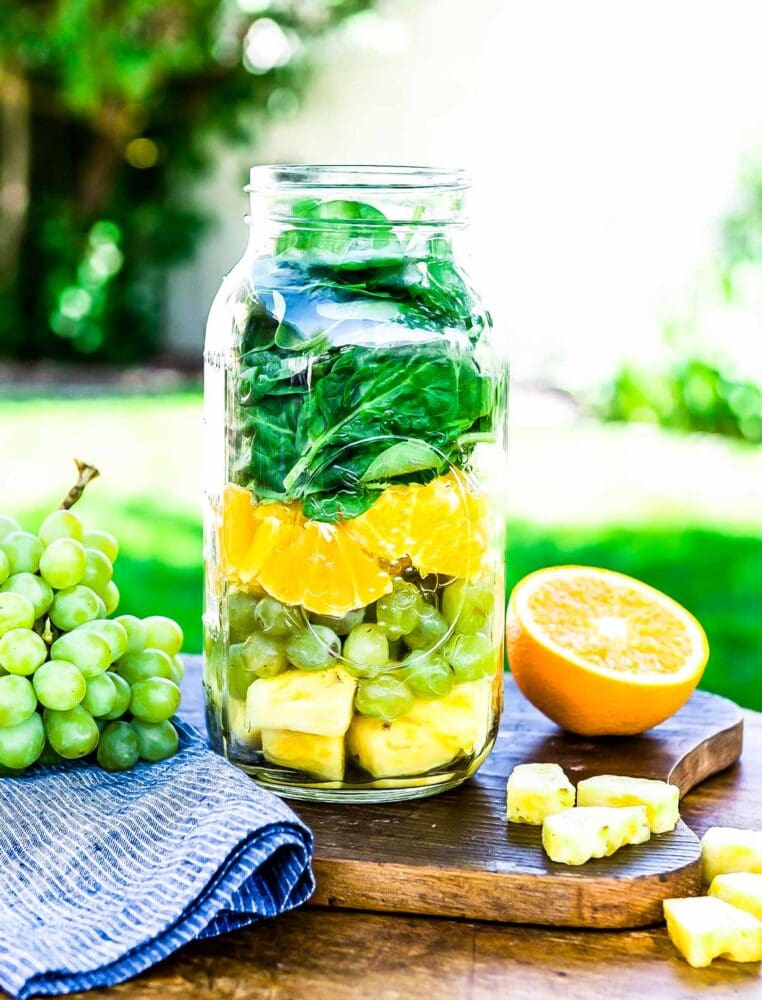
[{"left": 1, "top": 1, "right": 760, "bottom": 710}]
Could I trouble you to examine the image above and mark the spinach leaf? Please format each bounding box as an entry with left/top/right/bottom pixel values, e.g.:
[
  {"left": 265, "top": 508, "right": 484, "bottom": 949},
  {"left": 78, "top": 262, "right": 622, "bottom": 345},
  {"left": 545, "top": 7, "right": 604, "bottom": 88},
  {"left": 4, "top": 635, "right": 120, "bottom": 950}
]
[
  {"left": 285, "top": 342, "right": 492, "bottom": 496},
  {"left": 234, "top": 393, "right": 301, "bottom": 498},
  {"left": 359, "top": 440, "right": 445, "bottom": 484}
]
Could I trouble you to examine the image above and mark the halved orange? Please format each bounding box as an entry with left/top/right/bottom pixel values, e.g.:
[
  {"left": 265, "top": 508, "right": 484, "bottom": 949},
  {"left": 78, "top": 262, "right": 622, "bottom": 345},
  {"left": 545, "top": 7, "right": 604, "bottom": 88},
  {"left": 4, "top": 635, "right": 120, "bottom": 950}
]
[{"left": 506, "top": 566, "right": 709, "bottom": 736}]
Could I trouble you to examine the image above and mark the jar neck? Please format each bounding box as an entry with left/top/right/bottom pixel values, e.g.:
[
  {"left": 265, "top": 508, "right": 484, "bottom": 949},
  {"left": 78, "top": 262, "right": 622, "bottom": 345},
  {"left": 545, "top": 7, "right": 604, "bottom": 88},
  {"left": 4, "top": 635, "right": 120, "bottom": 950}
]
[{"left": 244, "top": 164, "right": 470, "bottom": 259}]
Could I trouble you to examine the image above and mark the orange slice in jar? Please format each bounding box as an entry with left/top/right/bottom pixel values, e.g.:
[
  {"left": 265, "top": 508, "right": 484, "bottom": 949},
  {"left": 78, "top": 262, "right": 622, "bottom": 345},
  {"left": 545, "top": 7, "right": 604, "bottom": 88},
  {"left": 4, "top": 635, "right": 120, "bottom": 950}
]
[
  {"left": 257, "top": 519, "right": 392, "bottom": 616},
  {"left": 346, "top": 470, "right": 487, "bottom": 578}
]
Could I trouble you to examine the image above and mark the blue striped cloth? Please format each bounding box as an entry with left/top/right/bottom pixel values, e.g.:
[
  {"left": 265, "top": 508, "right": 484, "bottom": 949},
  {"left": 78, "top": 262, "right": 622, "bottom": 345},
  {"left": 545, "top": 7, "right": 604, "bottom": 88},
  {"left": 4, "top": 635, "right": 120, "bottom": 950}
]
[{"left": 0, "top": 667, "right": 314, "bottom": 999}]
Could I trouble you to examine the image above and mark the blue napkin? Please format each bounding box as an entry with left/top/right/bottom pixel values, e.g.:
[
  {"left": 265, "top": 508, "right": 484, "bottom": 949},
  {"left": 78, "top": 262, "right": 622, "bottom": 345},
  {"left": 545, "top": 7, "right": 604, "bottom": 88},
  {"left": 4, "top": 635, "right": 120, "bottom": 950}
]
[{"left": 0, "top": 664, "right": 314, "bottom": 1000}]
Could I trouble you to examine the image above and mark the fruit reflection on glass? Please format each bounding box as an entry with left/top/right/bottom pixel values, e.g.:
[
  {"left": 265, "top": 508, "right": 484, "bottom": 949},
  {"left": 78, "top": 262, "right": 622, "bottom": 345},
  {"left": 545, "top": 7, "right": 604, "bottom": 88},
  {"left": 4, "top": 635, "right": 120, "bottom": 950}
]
[
  {"left": 0, "top": 461, "right": 184, "bottom": 773},
  {"left": 203, "top": 169, "right": 510, "bottom": 798}
]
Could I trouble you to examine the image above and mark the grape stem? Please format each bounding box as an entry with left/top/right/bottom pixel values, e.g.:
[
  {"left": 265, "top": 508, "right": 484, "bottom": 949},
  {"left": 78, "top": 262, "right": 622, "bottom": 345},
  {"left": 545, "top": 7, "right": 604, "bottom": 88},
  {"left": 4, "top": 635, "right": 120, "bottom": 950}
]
[{"left": 59, "top": 459, "right": 100, "bottom": 510}]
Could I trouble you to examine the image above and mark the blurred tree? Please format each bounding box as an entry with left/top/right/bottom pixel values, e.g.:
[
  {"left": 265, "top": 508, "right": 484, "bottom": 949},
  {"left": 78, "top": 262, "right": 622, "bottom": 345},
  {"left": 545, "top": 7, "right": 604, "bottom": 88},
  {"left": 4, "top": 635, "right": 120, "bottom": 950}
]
[
  {"left": 597, "top": 167, "right": 762, "bottom": 443},
  {"left": 0, "top": 0, "right": 374, "bottom": 362}
]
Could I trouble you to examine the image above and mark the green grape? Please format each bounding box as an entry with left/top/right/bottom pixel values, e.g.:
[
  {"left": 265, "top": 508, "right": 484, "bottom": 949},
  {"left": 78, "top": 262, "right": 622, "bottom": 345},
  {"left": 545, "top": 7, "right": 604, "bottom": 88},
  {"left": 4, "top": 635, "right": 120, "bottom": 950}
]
[
  {"left": 143, "top": 615, "right": 184, "bottom": 656},
  {"left": 83, "top": 529, "right": 119, "bottom": 563},
  {"left": 102, "top": 671, "right": 132, "bottom": 720},
  {"left": 239, "top": 631, "right": 288, "bottom": 678},
  {"left": 0, "top": 628, "right": 47, "bottom": 676},
  {"left": 1, "top": 531, "right": 43, "bottom": 575},
  {"left": 0, "top": 713, "right": 45, "bottom": 769},
  {"left": 33, "top": 660, "right": 87, "bottom": 711},
  {"left": 227, "top": 590, "right": 260, "bottom": 642},
  {"left": 253, "top": 597, "right": 302, "bottom": 638},
  {"left": 285, "top": 626, "right": 340, "bottom": 671},
  {"left": 114, "top": 614, "right": 147, "bottom": 654},
  {"left": 441, "top": 579, "right": 495, "bottom": 635},
  {"left": 310, "top": 608, "right": 364, "bottom": 636},
  {"left": 129, "top": 677, "right": 181, "bottom": 724},
  {"left": 79, "top": 619, "right": 128, "bottom": 661},
  {"left": 0, "top": 674, "right": 38, "bottom": 726},
  {"left": 402, "top": 652, "right": 454, "bottom": 699},
  {"left": 101, "top": 581, "right": 120, "bottom": 616},
  {"left": 117, "top": 648, "right": 173, "bottom": 685},
  {"left": 82, "top": 672, "right": 117, "bottom": 717},
  {"left": 0, "top": 549, "right": 9, "bottom": 587},
  {"left": 355, "top": 675, "right": 414, "bottom": 721},
  {"left": 376, "top": 580, "right": 425, "bottom": 639},
  {"left": 49, "top": 585, "right": 101, "bottom": 631},
  {"left": 131, "top": 718, "right": 179, "bottom": 762},
  {"left": 51, "top": 629, "right": 112, "bottom": 679},
  {"left": 404, "top": 605, "right": 450, "bottom": 651},
  {"left": 38, "top": 509, "right": 84, "bottom": 546},
  {"left": 169, "top": 655, "right": 185, "bottom": 684},
  {"left": 44, "top": 705, "right": 99, "bottom": 759},
  {"left": 37, "top": 742, "right": 65, "bottom": 766},
  {"left": 81, "top": 548, "right": 113, "bottom": 593},
  {"left": 38, "top": 538, "right": 87, "bottom": 589},
  {"left": 228, "top": 643, "right": 253, "bottom": 701},
  {"left": 343, "top": 624, "right": 389, "bottom": 676},
  {"left": 0, "top": 593, "right": 35, "bottom": 637},
  {"left": 0, "top": 572, "right": 54, "bottom": 619},
  {"left": 443, "top": 633, "right": 495, "bottom": 682},
  {"left": 0, "top": 516, "right": 21, "bottom": 541},
  {"left": 97, "top": 721, "right": 139, "bottom": 771}
]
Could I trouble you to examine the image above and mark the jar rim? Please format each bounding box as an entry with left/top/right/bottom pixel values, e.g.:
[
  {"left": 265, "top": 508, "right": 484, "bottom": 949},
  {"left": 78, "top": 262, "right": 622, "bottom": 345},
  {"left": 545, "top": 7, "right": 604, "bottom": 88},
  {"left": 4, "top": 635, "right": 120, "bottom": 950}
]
[{"left": 246, "top": 163, "right": 470, "bottom": 193}]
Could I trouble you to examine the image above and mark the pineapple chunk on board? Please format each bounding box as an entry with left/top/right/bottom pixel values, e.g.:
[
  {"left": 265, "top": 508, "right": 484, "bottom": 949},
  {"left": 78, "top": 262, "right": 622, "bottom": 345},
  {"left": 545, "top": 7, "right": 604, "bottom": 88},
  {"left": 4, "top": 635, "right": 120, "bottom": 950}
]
[
  {"left": 506, "top": 763, "right": 575, "bottom": 825},
  {"left": 248, "top": 667, "right": 357, "bottom": 737},
  {"left": 348, "top": 678, "right": 492, "bottom": 779},
  {"left": 701, "top": 826, "right": 762, "bottom": 884},
  {"left": 576, "top": 774, "right": 680, "bottom": 834},
  {"left": 709, "top": 873, "right": 762, "bottom": 921},
  {"left": 542, "top": 806, "right": 650, "bottom": 866},
  {"left": 663, "top": 896, "right": 762, "bottom": 967},
  {"left": 261, "top": 729, "right": 345, "bottom": 782}
]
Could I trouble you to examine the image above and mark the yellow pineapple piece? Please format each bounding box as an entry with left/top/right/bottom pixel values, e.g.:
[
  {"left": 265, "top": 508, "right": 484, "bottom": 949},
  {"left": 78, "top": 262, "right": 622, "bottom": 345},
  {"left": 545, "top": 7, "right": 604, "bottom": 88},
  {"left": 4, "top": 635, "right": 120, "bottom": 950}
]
[
  {"left": 506, "top": 763, "right": 575, "bottom": 825},
  {"left": 261, "top": 729, "right": 345, "bottom": 781},
  {"left": 576, "top": 774, "right": 680, "bottom": 833},
  {"left": 542, "top": 805, "right": 650, "bottom": 865},
  {"left": 663, "top": 896, "right": 762, "bottom": 967},
  {"left": 709, "top": 873, "right": 762, "bottom": 921},
  {"left": 701, "top": 827, "right": 762, "bottom": 884},
  {"left": 348, "top": 678, "right": 492, "bottom": 779},
  {"left": 247, "top": 667, "right": 357, "bottom": 737}
]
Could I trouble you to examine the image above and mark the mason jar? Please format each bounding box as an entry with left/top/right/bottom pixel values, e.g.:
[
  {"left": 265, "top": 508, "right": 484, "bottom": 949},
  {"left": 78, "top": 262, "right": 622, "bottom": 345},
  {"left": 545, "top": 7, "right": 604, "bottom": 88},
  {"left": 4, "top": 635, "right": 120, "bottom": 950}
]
[{"left": 203, "top": 165, "right": 509, "bottom": 802}]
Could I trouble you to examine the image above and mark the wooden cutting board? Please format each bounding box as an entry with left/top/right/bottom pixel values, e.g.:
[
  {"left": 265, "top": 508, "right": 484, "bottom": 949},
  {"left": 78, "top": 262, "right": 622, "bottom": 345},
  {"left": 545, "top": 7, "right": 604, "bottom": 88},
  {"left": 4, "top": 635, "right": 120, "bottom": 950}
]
[
  {"left": 181, "top": 660, "right": 743, "bottom": 929},
  {"left": 296, "top": 677, "right": 744, "bottom": 929}
]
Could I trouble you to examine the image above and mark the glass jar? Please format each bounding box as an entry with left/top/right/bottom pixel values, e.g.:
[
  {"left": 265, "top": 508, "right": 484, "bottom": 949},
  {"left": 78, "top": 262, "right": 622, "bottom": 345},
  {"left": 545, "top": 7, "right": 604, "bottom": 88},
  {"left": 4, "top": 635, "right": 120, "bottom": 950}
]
[{"left": 203, "top": 165, "right": 509, "bottom": 802}]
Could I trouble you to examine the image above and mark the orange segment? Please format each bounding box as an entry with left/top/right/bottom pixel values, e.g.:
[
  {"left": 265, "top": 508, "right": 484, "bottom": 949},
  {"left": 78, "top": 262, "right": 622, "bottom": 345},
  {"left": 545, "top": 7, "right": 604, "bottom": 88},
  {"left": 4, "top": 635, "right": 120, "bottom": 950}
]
[
  {"left": 506, "top": 566, "right": 709, "bottom": 736},
  {"left": 346, "top": 470, "right": 487, "bottom": 578},
  {"left": 258, "top": 520, "right": 392, "bottom": 616}
]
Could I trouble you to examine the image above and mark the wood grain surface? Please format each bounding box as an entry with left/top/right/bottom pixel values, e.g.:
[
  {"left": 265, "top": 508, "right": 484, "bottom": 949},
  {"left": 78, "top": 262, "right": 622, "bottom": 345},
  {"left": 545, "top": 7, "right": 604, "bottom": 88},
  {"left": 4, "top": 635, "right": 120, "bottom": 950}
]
[
  {"left": 62, "top": 671, "right": 762, "bottom": 1000},
  {"left": 298, "top": 675, "right": 743, "bottom": 928}
]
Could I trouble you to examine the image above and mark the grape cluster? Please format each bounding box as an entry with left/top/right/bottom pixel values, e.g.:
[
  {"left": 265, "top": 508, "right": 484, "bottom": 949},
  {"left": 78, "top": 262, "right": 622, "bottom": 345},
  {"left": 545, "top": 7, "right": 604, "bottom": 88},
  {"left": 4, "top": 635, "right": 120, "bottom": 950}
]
[
  {"left": 229, "top": 575, "right": 497, "bottom": 723},
  {"left": 0, "top": 510, "right": 183, "bottom": 773}
]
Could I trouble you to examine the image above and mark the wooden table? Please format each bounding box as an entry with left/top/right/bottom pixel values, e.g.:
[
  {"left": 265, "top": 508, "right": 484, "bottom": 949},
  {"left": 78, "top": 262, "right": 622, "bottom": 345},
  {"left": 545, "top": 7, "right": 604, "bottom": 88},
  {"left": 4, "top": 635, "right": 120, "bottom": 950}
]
[{"left": 78, "top": 699, "right": 762, "bottom": 999}]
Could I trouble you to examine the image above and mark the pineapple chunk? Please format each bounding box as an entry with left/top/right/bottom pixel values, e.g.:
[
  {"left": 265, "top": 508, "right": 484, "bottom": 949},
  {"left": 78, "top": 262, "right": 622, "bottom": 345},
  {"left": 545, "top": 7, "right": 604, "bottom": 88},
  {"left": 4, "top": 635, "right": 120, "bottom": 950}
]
[
  {"left": 348, "top": 678, "right": 492, "bottom": 779},
  {"left": 709, "top": 873, "right": 762, "bottom": 921},
  {"left": 576, "top": 774, "right": 680, "bottom": 834},
  {"left": 701, "top": 827, "right": 762, "bottom": 884},
  {"left": 663, "top": 896, "right": 762, "bottom": 967},
  {"left": 247, "top": 667, "right": 357, "bottom": 737},
  {"left": 506, "top": 763, "right": 575, "bottom": 825},
  {"left": 542, "top": 806, "right": 650, "bottom": 865},
  {"left": 261, "top": 729, "right": 345, "bottom": 781}
]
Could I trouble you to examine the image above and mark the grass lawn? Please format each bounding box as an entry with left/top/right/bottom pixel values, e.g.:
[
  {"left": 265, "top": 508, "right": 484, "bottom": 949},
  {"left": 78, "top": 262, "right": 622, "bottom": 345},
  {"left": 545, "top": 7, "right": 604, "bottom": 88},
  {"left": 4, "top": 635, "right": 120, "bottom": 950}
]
[{"left": 1, "top": 392, "right": 760, "bottom": 710}]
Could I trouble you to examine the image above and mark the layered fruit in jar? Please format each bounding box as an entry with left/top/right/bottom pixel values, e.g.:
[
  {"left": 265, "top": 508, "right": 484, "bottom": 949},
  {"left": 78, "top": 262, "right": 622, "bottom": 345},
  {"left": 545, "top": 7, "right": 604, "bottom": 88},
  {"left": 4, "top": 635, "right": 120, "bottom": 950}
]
[{"left": 203, "top": 174, "right": 509, "bottom": 798}]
